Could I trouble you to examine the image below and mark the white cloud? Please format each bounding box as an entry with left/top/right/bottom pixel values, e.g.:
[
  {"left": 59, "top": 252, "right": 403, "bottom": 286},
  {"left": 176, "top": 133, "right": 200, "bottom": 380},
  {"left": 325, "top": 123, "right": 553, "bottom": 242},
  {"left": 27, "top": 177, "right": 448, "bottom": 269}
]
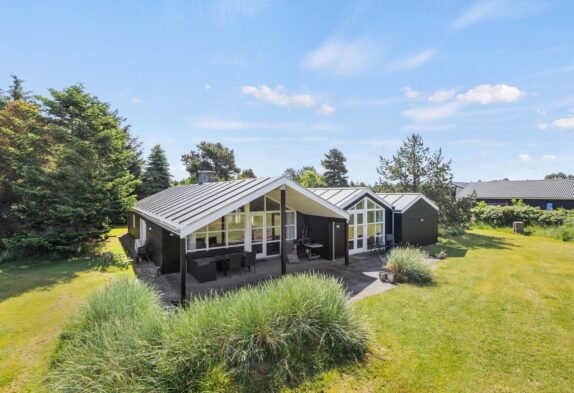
[
  {"left": 452, "top": 0, "right": 543, "bottom": 30},
  {"left": 537, "top": 122, "right": 548, "bottom": 130},
  {"left": 542, "top": 154, "right": 557, "bottom": 161},
  {"left": 204, "top": 84, "right": 211, "bottom": 91},
  {"left": 402, "top": 102, "right": 462, "bottom": 122},
  {"left": 553, "top": 116, "right": 574, "bottom": 129},
  {"left": 317, "top": 104, "right": 336, "bottom": 117},
  {"left": 131, "top": 97, "right": 141, "bottom": 104},
  {"left": 241, "top": 84, "right": 315, "bottom": 108},
  {"left": 518, "top": 154, "right": 532, "bottom": 162},
  {"left": 452, "top": 1, "right": 501, "bottom": 30},
  {"left": 386, "top": 49, "right": 436, "bottom": 72},
  {"left": 402, "top": 87, "right": 422, "bottom": 100},
  {"left": 456, "top": 84, "right": 523, "bottom": 104},
  {"left": 302, "top": 38, "right": 380, "bottom": 77},
  {"left": 428, "top": 89, "right": 456, "bottom": 103},
  {"left": 536, "top": 107, "right": 547, "bottom": 115},
  {"left": 190, "top": 117, "right": 296, "bottom": 130}
]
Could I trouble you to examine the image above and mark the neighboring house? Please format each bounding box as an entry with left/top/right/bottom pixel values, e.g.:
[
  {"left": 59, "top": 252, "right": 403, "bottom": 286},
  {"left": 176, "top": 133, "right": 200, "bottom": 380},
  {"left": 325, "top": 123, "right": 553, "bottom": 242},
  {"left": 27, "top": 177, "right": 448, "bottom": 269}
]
[
  {"left": 456, "top": 179, "right": 574, "bottom": 210},
  {"left": 308, "top": 187, "right": 393, "bottom": 254},
  {"left": 377, "top": 193, "right": 439, "bottom": 246}
]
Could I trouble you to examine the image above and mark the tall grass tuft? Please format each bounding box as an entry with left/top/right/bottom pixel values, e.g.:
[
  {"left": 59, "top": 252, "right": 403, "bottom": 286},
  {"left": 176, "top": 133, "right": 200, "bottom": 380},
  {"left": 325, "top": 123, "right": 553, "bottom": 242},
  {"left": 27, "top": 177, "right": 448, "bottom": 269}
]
[
  {"left": 160, "top": 273, "right": 367, "bottom": 391},
  {"left": 48, "top": 273, "right": 368, "bottom": 392},
  {"left": 48, "top": 276, "right": 167, "bottom": 392},
  {"left": 386, "top": 247, "right": 434, "bottom": 284}
]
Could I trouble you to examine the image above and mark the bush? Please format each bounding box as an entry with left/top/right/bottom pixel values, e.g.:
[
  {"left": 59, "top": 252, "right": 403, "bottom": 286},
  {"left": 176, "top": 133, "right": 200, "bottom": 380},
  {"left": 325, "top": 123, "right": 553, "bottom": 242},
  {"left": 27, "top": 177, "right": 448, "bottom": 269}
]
[
  {"left": 385, "top": 247, "right": 434, "bottom": 284},
  {"left": 48, "top": 274, "right": 368, "bottom": 392},
  {"left": 472, "top": 202, "right": 574, "bottom": 227}
]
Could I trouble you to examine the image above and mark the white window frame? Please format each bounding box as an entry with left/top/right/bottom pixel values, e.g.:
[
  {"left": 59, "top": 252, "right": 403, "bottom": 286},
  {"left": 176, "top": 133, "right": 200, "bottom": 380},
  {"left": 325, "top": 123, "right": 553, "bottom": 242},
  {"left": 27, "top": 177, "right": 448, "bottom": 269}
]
[
  {"left": 186, "top": 195, "right": 296, "bottom": 256},
  {"left": 348, "top": 197, "right": 385, "bottom": 255}
]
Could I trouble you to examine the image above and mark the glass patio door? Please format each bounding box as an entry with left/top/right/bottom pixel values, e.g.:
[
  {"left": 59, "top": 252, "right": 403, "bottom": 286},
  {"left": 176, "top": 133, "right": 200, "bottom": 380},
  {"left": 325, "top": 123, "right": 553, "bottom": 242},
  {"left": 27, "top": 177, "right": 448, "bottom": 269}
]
[{"left": 251, "top": 213, "right": 265, "bottom": 258}]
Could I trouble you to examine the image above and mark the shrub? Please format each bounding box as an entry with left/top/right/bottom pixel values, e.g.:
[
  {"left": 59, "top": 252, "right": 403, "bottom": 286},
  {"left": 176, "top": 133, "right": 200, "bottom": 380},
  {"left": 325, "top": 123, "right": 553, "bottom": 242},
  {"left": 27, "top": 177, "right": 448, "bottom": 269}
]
[
  {"left": 385, "top": 247, "right": 434, "bottom": 284},
  {"left": 48, "top": 274, "right": 368, "bottom": 392},
  {"left": 472, "top": 203, "right": 574, "bottom": 228}
]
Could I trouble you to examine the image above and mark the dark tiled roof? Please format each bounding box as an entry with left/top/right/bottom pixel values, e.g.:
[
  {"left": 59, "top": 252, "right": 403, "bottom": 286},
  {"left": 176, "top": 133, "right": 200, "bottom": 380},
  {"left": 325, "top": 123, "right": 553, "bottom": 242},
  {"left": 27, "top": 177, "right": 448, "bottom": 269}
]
[{"left": 458, "top": 180, "right": 574, "bottom": 200}]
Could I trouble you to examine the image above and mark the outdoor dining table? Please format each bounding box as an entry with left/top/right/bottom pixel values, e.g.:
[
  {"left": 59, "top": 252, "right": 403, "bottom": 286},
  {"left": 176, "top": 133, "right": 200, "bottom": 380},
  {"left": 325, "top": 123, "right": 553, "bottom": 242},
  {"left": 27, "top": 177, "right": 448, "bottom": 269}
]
[{"left": 195, "top": 252, "right": 247, "bottom": 276}]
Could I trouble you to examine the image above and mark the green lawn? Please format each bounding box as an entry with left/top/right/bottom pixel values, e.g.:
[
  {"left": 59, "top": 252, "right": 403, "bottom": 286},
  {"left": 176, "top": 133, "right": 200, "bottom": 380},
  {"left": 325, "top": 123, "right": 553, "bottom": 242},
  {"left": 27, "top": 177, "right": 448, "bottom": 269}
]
[
  {"left": 0, "top": 228, "right": 132, "bottom": 393},
  {"left": 294, "top": 229, "right": 574, "bottom": 393}
]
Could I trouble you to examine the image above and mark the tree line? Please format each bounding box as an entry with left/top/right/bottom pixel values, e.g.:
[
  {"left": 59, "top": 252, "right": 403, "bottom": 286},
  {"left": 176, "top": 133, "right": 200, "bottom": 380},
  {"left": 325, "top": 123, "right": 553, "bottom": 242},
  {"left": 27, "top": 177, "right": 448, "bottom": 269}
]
[{"left": 3, "top": 77, "right": 569, "bottom": 258}]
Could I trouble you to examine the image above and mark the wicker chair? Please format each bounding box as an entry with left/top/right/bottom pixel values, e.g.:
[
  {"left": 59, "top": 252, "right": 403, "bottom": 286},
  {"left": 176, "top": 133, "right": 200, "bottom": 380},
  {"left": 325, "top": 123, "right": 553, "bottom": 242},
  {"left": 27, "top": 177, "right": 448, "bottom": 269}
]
[{"left": 225, "top": 253, "right": 244, "bottom": 276}]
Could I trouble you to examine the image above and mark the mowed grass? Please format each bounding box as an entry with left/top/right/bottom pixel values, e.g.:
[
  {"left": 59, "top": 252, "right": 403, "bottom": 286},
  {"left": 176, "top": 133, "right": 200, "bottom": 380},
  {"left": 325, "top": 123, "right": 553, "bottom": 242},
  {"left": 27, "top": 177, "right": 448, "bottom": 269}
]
[
  {"left": 294, "top": 229, "right": 574, "bottom": 393},
  {"left": 0, "top": 227, "right": 132, "bottom": 393}
]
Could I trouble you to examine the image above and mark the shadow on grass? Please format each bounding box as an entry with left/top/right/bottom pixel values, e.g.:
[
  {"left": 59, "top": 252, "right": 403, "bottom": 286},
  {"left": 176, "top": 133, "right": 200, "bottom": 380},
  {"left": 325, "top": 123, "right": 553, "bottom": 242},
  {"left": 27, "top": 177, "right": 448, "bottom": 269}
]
[
  {"left": 0, "top": 256, "right": 100, "bottom": 302},
  {"left": 425, "top": 232, "right": 514, "bottom": 259}
]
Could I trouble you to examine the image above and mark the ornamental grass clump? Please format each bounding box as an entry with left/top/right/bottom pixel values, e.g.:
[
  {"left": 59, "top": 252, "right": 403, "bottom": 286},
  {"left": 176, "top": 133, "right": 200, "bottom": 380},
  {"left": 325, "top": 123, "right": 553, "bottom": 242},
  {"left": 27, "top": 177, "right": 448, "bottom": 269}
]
[
  {"left": 161, "top": 273, "right": 368, "bottom": 391},
  {"left": 48, "top": 273, "right": 368, "bottom": 392},
  {"left": 48, "top": 276, "right": 167, "bottom": 392},
  {"left": 386, "top": 247, "right": 434, "bottom": 284}
]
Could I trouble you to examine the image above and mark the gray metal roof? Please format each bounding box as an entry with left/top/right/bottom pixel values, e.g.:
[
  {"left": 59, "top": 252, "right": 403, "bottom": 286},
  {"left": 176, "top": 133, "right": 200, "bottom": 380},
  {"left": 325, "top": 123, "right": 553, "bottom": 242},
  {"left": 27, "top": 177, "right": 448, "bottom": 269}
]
[
  {"left": 133, "top": 177, "right": 349, "bottom": 237},
  {"left": 376, "top": 193, "right": 439, "bottom": 212},
  {"left": 457, "top": 180, "right": 574, "bottom": 200},
  {"left": 308, "top": 187, "right": 392, "bottom": 209}
]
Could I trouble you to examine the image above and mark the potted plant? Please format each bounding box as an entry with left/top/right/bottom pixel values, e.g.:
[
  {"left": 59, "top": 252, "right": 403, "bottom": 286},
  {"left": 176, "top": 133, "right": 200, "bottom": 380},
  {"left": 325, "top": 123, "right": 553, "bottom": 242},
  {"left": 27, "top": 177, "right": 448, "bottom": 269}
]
[{"left": 386, "top": 268, "right": 396, "bottom": 283}]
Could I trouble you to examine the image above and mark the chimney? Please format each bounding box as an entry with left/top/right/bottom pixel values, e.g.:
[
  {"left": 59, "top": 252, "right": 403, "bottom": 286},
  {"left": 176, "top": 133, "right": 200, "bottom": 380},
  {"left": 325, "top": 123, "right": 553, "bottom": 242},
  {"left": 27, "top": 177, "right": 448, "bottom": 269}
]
[{"left": 198, "top": 170, "right": 216, "bottom": 185}]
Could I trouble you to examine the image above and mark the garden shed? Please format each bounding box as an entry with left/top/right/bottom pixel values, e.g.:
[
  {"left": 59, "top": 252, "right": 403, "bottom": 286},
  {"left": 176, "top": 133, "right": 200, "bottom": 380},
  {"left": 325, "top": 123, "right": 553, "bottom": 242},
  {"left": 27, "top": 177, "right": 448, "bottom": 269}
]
[{"left": 377, "top": 193, "right": 439, "bottom": 246}]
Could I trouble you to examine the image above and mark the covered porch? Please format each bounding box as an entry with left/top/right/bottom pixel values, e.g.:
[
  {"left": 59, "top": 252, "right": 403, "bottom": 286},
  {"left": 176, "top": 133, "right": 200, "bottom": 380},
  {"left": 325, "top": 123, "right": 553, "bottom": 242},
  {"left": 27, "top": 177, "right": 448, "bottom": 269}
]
[{"left": 135, "top": 253, "right": 389, "bottom": 305}]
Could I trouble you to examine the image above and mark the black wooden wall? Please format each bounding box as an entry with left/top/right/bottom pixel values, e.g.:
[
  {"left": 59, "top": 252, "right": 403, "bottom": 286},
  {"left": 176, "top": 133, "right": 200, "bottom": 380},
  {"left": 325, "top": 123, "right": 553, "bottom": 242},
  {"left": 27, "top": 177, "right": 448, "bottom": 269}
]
[{"left": 399, "top": 199, "right": 438, "bottom": 246}]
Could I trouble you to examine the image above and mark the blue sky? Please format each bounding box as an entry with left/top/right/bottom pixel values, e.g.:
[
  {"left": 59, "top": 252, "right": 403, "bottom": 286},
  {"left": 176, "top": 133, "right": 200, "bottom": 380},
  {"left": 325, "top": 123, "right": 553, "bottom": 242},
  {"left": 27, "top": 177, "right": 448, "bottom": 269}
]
[{"left": 2, "top": 0, "right": 574, "bottom": 183}]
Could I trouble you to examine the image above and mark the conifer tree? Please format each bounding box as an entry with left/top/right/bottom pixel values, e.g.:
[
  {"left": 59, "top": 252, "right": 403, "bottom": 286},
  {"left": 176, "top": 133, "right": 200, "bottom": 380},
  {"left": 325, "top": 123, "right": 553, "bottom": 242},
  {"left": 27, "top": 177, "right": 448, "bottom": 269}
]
[
  {"left": 141, "top": 144, "right": 172, "bottom": 197},
  {"left": 321, "top": 148, "right": 349, "bottom": 187}
]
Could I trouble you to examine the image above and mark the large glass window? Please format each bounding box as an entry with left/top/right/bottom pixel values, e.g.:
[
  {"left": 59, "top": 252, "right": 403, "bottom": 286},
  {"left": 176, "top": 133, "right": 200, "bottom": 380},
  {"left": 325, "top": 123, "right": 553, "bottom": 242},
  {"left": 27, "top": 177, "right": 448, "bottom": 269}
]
[
  {"left": 187, "top": 196, "right": 296, "bottom": 253},
  {"left": 188, "top": 212, "right": 245, "bottom": 251},
  {"left": 348, "top": 197, "right": 385, "bottom": 252}
]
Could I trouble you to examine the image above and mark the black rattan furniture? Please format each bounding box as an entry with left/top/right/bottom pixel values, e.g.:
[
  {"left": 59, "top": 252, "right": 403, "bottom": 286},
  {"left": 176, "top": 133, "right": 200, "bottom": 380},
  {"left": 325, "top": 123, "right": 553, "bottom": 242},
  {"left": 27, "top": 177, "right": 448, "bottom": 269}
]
[
  {"left": 187, "top": 256, "right": 217, "bottom": 283},
  {"left": 225, "top": 253, "right": 244, "bottom": 276},
  {"left": 244, "top": 251, "right": 256, "bottom": 273}
]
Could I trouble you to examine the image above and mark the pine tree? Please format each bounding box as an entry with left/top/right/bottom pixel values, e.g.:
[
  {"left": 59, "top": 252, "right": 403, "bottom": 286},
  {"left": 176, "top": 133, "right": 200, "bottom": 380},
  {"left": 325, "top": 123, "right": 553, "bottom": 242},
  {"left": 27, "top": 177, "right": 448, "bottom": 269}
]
[
  {"left": 377, "top": 133, "right": 473, "bottom": 227},
  {"left": 141, "top": 145, "right": 172, "bottom": 197},
  {"left": 238, "top": 168, "right": 256, "bottom": 179},
  {"left": 321, "top": 148, "right": 349, "bottom": 187}
]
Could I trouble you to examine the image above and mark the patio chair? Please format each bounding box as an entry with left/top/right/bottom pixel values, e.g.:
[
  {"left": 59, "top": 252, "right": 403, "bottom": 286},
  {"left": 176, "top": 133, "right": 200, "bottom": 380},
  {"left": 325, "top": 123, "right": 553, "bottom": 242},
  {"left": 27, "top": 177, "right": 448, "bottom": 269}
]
[
  {"left": 244, "top": 251, "right": 256, "bottom": 273},
  {"left": 225, "top": 253, "right": 244, "bottom": 276},
  {"left": 385, "top": 234, "right": 395, "bottom": 249},
  {"left": 373, "top": 237, "right": 385, "bottom": 254}
]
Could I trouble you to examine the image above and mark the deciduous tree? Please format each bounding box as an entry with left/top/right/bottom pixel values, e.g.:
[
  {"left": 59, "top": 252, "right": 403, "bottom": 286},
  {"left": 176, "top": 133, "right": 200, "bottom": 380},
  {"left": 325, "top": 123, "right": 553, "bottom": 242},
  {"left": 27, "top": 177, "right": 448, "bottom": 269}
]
[{"left": 181, "top": 141, "right": 239, "bottom": 181}]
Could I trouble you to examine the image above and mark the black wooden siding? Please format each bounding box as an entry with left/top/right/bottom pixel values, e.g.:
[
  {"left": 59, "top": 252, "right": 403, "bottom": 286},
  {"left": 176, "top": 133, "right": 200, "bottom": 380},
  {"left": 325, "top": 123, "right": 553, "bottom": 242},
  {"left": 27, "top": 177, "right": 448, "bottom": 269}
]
[
  {"left": 302, "top": 215, "right": 346, "bottom": 260},
  {"left": 477, "top": 198, "right": 574, "bottom": 210},
  {"left": 398, "top": 199, "right": 438, "bottom": 246}
]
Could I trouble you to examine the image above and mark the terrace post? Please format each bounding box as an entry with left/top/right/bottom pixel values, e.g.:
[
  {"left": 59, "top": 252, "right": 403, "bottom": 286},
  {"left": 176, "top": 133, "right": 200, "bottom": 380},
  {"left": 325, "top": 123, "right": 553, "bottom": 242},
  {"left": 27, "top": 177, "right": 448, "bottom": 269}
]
[
  {"left": 180, "top": 237, "right": 186, "bottom": 301},
  {"left": 280, "top": 186, "right": 287, "bottom": 275},
  {"left": 344, "top": 221, "right": 349, "bottom": 265}
]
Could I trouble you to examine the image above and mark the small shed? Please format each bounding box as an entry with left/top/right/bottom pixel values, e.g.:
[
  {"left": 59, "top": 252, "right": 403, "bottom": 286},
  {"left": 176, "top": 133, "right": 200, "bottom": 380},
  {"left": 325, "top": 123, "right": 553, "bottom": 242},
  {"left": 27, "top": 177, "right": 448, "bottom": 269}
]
[{"left": 377, "top": 193, "right": 439, "bottom": 246}]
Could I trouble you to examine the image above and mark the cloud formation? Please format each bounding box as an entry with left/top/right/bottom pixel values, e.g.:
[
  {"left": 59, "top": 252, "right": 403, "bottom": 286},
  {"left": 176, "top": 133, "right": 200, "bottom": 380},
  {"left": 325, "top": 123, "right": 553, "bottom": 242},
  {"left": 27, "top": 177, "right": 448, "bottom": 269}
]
[
  {"left": 428, "top": 89, "right": 456, "bottom": 103},
  {"left": 241, "top": 84, "right": 315, "bottom": 107},
  {"left": 451, "top": 0, "right": 543, "bottom": 30},
  {"left": 317, "top": 104, "right": 336, "bottom": 117},
  {"left": 542, "top": 154, "right": 557, "bottom": 161},
  {"left": 302, "top": 38, "right": 380, "bottom": 77},
  {"left": 553, "top": 116, "right": 574, "bottom": 129},
  {"left": 456, "top": 84, "right": 523, "bottom": 104},
  {"left": 518, "top": 154, "right": 531, "bottom": 162},
  {"left": 402, "top": 87, "right": 422, "bottom": 100},
  {"left": 401, "top": 83, "right": 523, "bottom": 122},
  {"left": 386, "top": 49, "right": 435, "bottom": 72},
  {"left": 190, "top": 117, "right": 296, "bottom": 130}
]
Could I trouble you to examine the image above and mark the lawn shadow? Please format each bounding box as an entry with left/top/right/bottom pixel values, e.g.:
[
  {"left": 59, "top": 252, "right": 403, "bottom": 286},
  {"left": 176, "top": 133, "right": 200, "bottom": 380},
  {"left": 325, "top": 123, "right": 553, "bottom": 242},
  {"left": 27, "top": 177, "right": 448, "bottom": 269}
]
[
  {"left": 425, "top": 232, "right": 514, "bottom": 259},
  {"left": 0, "top": 256, "right": 103, "bottom": 303}
]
